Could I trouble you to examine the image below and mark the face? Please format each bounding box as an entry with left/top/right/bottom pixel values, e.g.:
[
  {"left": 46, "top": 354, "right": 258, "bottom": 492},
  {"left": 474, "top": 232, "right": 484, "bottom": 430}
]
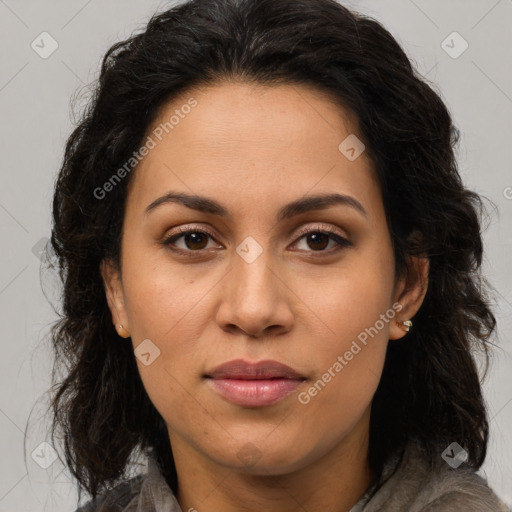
[{"left": 102, "top": 81, "right": 428, "bottom": 477}]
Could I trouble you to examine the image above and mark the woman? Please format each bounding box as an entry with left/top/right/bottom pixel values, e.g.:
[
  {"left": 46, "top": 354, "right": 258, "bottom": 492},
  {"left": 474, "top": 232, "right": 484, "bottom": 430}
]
[{"left": 47, "top": 0, "right": 509, "bottom": 510}]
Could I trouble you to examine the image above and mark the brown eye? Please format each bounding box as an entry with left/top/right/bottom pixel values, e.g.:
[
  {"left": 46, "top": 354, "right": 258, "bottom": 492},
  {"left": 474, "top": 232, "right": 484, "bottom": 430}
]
[
  {"left": 180, "top": 232, "right": 209, "bottom": 250},
  {"left": 293, "top": 226, "right": 352, "bottom": 254},
  {"left": 163, "top": 227, "right": 219, "bottom": 253}
]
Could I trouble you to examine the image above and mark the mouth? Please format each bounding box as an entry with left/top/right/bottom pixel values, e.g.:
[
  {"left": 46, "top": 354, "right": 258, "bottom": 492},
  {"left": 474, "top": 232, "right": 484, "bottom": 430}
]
[{"left": 204, "top": 359, "right": 306, "bottom": 408}]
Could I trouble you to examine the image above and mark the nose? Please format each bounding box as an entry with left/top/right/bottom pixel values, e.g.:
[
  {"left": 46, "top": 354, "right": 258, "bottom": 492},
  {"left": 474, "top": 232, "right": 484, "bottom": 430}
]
[{"left": 215, "top": 250, "right": 294, "bottom": 339}]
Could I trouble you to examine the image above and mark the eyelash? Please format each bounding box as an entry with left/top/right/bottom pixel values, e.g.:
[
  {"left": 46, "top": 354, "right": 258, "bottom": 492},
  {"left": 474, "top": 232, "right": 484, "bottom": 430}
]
[{"left": 162, "top": 224, "right": 352, "bottom": 258}]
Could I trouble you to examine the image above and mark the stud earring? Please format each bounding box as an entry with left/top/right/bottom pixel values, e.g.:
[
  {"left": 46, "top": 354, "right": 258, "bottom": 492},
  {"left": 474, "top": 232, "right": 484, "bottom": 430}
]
[
  {"left": 399, "top": 319, "right": 412, "bottom": 332},
  {"left": 117, "top": 324, "right": 130, "bottom": 338}
]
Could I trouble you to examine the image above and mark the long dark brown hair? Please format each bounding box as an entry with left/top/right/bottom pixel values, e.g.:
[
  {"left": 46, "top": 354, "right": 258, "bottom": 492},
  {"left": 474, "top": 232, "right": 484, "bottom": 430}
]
[{"left": 44, "top": 0, "right": 498, "bottom": 504}]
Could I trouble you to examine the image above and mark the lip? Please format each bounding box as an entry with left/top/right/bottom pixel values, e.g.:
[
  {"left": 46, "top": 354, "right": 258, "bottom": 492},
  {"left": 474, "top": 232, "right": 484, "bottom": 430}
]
[
  {"left": 204, "top": 359, "right": 306, "bottom": 407},
  {"left": 205, "top": 359, "right": 305, "bottom": 380}
]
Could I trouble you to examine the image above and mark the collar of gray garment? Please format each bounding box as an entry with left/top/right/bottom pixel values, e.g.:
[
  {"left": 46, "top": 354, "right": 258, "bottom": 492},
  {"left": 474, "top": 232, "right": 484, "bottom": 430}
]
[
  {"left": 121, "top": 442, "right": 509, "bottom": 512},
  {"left": 124, "top": 448, "right": 374, "bottom": 512}
]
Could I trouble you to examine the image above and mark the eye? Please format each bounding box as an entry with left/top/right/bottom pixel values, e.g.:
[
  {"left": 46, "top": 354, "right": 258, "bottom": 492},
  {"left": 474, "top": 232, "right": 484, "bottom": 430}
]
[
  {"left": 162, "top": 226, "right": 220, "bottom": 255},
  {"left": 292, "top": 224, "right": 352, "bottom": 254}
]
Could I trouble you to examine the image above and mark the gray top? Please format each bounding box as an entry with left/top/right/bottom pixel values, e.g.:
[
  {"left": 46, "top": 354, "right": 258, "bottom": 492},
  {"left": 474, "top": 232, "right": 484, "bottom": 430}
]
[{"left": 75, "top": 441, "right": 510, "bottom": 512}]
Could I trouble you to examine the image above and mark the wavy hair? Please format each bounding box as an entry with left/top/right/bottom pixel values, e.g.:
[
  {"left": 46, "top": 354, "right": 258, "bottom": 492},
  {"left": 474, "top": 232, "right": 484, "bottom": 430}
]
[{"left": 46, "top": 0, "right": 498, "bottom": 503}]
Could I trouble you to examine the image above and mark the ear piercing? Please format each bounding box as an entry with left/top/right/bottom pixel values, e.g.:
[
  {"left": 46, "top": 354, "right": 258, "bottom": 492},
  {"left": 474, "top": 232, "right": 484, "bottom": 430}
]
[
  {"left": 117, "top": 324, "right": 130, "bottom": 338},
  {"left": 399, "top": 319, "right": 412, "bottom": 332}
]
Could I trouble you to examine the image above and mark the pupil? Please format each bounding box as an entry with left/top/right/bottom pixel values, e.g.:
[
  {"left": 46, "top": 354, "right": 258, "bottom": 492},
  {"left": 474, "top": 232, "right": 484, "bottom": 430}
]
[
  {"left": 308, "top": 233, "right": 328, "bottom": 251},
  {"left": 186, "top": 232, "right": 207, "bottom": 250}
]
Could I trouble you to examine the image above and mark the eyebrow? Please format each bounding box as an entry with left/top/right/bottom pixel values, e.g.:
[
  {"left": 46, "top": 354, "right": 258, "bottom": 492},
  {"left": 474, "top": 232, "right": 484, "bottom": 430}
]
[{"left": 144, "top": 191, "right": 367, "bottom": 220}]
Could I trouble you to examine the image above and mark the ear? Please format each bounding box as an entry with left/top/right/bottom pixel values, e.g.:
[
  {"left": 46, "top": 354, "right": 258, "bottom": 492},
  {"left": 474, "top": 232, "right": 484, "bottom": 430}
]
[
  {"left": 389, "top": 248, "right": 429, "bottom": 341},
  {"left": 100, "top": 258, "right": 130, "bottom": 337}
]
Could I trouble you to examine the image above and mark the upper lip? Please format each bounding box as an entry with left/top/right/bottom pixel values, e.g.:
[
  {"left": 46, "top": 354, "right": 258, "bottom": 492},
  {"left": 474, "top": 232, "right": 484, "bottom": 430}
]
[{"left": 205, "top": 359, "right": 305, "bottom": 380}]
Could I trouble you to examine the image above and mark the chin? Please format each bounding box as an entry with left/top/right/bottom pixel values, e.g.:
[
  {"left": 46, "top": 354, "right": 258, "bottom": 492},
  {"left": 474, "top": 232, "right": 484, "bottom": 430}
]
[{"left": 205, "top": 437, "right": 315, "bottom": 476}]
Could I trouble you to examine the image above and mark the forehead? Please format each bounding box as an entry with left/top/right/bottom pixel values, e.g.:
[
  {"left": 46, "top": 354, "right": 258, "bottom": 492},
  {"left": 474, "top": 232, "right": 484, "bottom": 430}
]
[{"left": 127, "top": 81, "right": 381, "bottom": 220}]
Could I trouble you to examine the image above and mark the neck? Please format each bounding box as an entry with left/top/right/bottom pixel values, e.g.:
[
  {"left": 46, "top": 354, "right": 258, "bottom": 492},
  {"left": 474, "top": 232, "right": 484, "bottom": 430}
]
[{"left": 171, "top": 412, "right": 374, "bottom": 512}]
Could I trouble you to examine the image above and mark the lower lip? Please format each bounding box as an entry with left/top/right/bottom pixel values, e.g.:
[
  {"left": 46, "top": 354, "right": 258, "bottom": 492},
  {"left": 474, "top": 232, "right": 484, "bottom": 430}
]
[{"left": 206, "top": 378, "right": 303, "bottom": 407}]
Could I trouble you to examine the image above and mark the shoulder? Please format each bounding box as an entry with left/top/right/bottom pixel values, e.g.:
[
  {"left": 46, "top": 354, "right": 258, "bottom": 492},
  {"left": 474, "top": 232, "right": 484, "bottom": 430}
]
[
  {"left": 417, "top": 467, "right": 510, "bottom": 511},
  {"left": 72, "top": 447, "right": 181, "bottom": 512},
  {"left": 73, "top": 474, "right": 144, "bottom": 512},
  {"left": 362, "top": 441, "right": 510, "bottom": 512}
]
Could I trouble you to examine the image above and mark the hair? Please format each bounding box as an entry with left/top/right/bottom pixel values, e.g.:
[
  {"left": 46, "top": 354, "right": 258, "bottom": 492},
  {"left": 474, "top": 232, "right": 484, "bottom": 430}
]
[{"left": 46, "top": 0, "right": 499, "bottom": 504}]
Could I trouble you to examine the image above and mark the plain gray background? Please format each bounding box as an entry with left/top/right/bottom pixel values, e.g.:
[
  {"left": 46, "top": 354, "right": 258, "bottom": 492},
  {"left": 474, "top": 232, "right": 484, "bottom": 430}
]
[{"left": 0, "top": 0, "right": 511, "bottom": 510}]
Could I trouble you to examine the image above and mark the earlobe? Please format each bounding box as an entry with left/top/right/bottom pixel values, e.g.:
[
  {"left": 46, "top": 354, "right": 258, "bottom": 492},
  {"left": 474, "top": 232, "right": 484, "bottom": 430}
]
[
  {"left": 100, "top": 258, "right": 130, "bottom": 336},
  {"left": 389, "top": 317, "right": 413, "bottom": 340},
  {"left": 390, "top": 254, "right": 429, "bottom": 341}
]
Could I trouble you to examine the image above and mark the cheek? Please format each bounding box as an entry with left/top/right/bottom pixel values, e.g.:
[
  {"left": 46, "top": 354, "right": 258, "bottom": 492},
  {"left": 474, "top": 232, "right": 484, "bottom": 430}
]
[
  {"left": 293, "top": 254, "right": 394, "bottom": 350},
  {"left": 137, "top": 358, "right": 219, "bottom": 456},
  {"left": 292, "top": 255, "right": 393, "bottom": 417},
  {"left": 296, "top": 319, "right": 388, "bottom": 446},
  {"left": 122, "top": 249, "right": 211, "bottom": 343}
]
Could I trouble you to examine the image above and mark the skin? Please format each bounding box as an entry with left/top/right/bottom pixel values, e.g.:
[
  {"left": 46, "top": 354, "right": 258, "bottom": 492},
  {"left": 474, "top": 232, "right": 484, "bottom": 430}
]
[{"left": 102, "top": 81, "right": 429, "bottom": 512}]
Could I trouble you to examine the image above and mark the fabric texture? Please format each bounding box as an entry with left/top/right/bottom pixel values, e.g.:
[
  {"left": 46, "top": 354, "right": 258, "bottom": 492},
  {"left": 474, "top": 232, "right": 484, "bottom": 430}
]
[{"left": 75, "top": 441, "right": 510, "bottom": 512}]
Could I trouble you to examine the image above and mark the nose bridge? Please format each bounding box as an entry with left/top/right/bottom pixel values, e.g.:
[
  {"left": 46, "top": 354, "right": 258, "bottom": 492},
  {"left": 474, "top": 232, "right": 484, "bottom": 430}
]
[
  {"left": 216, "top": 238, "right": 293, "bottom": 336},
  {"left": 231, "top": 240, "right": 278, "bottom": 311}
]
